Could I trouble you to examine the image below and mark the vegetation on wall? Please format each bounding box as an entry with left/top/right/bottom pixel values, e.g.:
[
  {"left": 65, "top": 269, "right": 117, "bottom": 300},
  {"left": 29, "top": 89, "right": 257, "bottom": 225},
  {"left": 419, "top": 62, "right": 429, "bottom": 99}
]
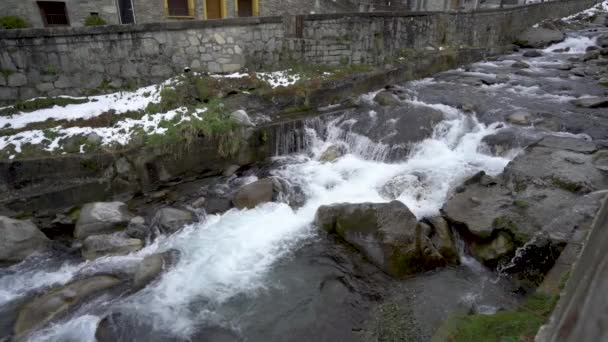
[
  {"left": 84, "top": 15, "right": 107, "bottom": 26},
  {"left": 0, "top": 16, "right": 28, "bottom": 29}
]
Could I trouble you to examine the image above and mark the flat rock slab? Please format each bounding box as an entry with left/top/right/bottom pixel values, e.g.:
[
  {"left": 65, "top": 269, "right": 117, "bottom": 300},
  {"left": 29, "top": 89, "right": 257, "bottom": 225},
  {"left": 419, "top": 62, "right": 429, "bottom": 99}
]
[
  {"left": 536, "top": 136, "right": 597, "bottom": 153},
  {"left": 571, "top": 97, "right": 608, "bottom": 108}
]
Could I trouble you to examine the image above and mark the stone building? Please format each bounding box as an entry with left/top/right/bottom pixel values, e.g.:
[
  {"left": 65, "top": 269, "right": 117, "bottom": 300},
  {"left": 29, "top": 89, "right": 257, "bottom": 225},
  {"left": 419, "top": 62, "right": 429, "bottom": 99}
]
[{"left": 0, "top": 0, "right": 459, "bottom": 29}]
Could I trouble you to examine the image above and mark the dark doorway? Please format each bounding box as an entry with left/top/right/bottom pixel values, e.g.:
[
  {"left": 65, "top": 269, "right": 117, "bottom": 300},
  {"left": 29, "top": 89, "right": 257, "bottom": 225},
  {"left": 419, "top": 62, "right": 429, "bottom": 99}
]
[
  {"left": 238, "top": 0, "right": 253, "bottom": 17},
  {"left": 37, "top": 1, "right": 70, "bottom": 27},
  {"left": 206, "top": 0, "right": 222, "bottom": 19},
  {"left": 118, "top": 0, "right": 135, "bottom": 24}
]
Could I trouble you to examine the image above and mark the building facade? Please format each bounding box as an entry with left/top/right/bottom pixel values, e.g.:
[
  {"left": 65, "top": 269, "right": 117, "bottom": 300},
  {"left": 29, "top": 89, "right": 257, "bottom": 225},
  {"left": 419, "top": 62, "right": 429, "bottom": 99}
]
[{"left": 0, "top": 0, "right": 462, "bottom": 29}]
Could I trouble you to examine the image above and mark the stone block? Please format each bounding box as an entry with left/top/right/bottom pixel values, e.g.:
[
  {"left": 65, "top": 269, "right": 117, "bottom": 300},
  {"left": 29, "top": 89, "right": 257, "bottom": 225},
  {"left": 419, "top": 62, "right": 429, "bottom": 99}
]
[
  {"left": 54, "top": 75, "right": 71, "bottom": 89},
  {"left": 36, "top": 83, "right": 55, "bottom": 92},
  {"left": 8, "top": 73, "right": 27, "bottom": 87}
]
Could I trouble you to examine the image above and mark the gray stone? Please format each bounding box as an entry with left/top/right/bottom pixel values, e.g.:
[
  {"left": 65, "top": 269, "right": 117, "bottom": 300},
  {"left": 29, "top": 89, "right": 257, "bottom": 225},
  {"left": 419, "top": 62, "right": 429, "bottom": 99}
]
[
  {"left": 230, "top": 109, "right": 254, "bottom": 127},
  {"left": 0, "top": 216, "right": 49, "bottom": 263},
  {"left": 14, "top": 276, "right": 122, "bottom": 338},
  {"left": 319, "top": 144, "right": 347, "bottom": 162},
  {"left": 126, "top": 216, "right": 149, "bottom": 240},
  {"left": 54, "top": 75, "right": 71, "bottom": 89},
  {"left": 507, "top": 111, "right": 532, "bottom": 126},
  {"left": 81, "top": 234, "right": 143, "bottom": 260},
  {"left": 512, "top": 61, "right": 530, "bottom": 69},
  {"left": 35, "top": 82, "right": 55, "bottom": 92},
  {"left": 86, "top": 132, "right": 102, "bottom": 145},
  {"left": 516, "top": 27, "right": 565, "bottom": 48},
  {"left": 232, "top": 178, "right": 276, "bottom": 209},
  {"left": 133, "top": 250, "right": 179, "bottom": 288},
  {"left": 373, "top": 91, "right": 400, "bottom": 106},
  {"left": 150, "top": 65, "right": 173, "bottom": 77},
  {"left": 571, "top": 97, "right": 608, "bottom": 108},
  {"left": 522, "top": 49, "right": 543, "bottom": 58},
  {"left": 74, "top": 202, "right": 132, "bottom": 239},
  {"left": 153, "top": 207, "right": 195, "bottom": 234},
  {"left": 592, "top": 150, "right": 608, "bottom": 171},
  {"left": 191, "top": 197, "right": 207, "bottom": 208},
  {"left": 315, "top": 201, "right": 446, "bottom": 277},
  {"left": 537, "top": 136, "right": 597, "bottom": 153},
  {"left": 7, "top": 73, "right": 27, "bottom": 87}
]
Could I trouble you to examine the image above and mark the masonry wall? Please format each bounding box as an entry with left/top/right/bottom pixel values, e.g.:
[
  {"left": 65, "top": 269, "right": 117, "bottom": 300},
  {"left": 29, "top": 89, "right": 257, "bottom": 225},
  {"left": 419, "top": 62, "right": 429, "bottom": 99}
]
[
  {"left": 0, "top": 0, "right": 598, "bottom": 104},
  {"left": 0, "top": 0, "right": 121, "bottom": 28}
]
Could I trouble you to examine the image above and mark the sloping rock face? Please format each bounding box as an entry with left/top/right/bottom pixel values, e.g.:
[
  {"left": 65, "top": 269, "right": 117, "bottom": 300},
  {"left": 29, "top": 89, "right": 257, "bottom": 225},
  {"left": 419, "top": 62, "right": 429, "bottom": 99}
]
[
  {"left": 0, "top": 216, "right": 49, "bottom": 263},
  {"left": 152, "top": 207, "right": 195, "bottom": 234},
  {"left": 81, "top": 234, "right": 144, "bottom": 260},
  {"left": 515, "top": 27, "right": 566, "bottom": 48},
  {"left": 442, "top": 136, "right": 608, "bottom": 280},
  {"left": 315, "top": 201, "right": 450, "bottom": 277},
  {"left": 74, "top": 202, "right": 132, "bottom": 239},
  {"left": 14, "top": 275, "right": 122, "bottom": 339},
  {"left": 133, "top": 250, "right": 180, "bottom": 289}
]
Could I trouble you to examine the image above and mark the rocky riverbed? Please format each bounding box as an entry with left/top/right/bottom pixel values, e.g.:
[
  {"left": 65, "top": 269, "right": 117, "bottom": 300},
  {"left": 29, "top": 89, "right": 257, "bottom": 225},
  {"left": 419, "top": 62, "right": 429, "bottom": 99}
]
[{"left": 1, "top": 2, "right": 608, "bottom": 342}]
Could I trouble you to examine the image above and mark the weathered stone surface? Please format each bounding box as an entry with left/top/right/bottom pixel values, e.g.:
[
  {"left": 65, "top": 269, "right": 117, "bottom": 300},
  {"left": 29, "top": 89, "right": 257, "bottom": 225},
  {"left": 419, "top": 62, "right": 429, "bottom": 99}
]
[
  {"left": 571, "top": 97, "right": 608, "bottom": 108},
  {"left": 7, "top": 73, "right": 27, "bottom": 87},
  {"left": 74, "top": 202, "right": 132, "bottom": 239},
  {"left": 516, "top": 27, "right": 565, "bottom": 48},
  {"left": 536, "top": 135, "right": 597, "bottom": 153},
  {"left": 126, "top": 216, "right": 148, "bottom": 240},
  {"left": 0, "top": 216, "right": 49, "bottom": 263},
  {"left": 373, "top": 91, "right": 400, "bottom": 106},
  {"left": 152, "top": 207, "right": 195, "bottom": 234},
  {"left": 81, "top": 234, "right": 143, "bottom": 260},
  {"left": 230, "top": 109, "right": 254, "bottom": 127},
  {"left": 319, "top": 144, "right": 347, "bottom": 162},
  {"left": 507, "top": 111, "right": 532, "bottom": 126},
  {"left": 232, "top": 178, "right": 276, "bottom": 209},
  {"left": 426, "top": 216, "right": 459, "bottom": 265},
  {"left": 133, "top": 250, "right": 179, "bottom": 289},
  {"left": 512, "top": 61, "right": 530, "bottom": 69},
  {"left": 315, "top": 201, "right": 447, "bottom": 277},
  {"left": 522, "top": 49, "right": 543, "bottom": 57},
  {"left": 14, "top": 276, "right": 122, "bottom": 338}
]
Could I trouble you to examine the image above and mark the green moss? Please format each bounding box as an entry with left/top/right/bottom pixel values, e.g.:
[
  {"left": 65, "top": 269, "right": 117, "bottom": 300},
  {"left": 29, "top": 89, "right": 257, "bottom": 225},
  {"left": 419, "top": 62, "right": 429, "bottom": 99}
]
[
  {"left": 80, "top": 158, "right": 100, "bottom": 171},
  {"left": 552, "top": 177, "right": 583, "bottom": 193},
  {"left": 0, "top": 97, "right": 89, "bottom": 117},
  {"left": 43, "top": 65, "right": 59, "bottom": 75},
  {"left": 0, "top": 69, "right": 14, "bottom": 79},
  {"left": 438, "top": 293, "right": 557, "bottom": 342},
  {"left": 0, "top": 16, "right": 28, "bottom": 29},
  {"left": 84, "top": 15, "right": 106, "bottom": 26},
  {"left": 514, "top": 200, "right": 529, "bottom": 210}
]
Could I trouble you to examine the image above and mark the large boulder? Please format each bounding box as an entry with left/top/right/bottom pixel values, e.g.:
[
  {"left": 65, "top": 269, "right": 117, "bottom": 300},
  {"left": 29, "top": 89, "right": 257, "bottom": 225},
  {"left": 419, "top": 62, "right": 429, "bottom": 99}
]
[
  {"left": 14, "top": 275, "right": 122, "bottom": 339},
  {"left": 515, "top": 27, "right": 565, "bottom": 48},
  {"left": 0, "top": 216, "right": 49, "bottom": 263},
  {"left": 74, "top": 202, "right": 132, "bottom": 239},
  {"left": 232, "top": 178, "right": 278, "bottom": 209},
  {"left": 133, "top": 250, "right": 180, "bottom": 289},
  {"left": 373, "top": 91, "right": 400, "bottom": 106},
  {"left": 314, "top": 201, "right": 447, "bottom": 277},
  {"left": 319, "top": 144, "right": 347, "bottom": 162},
  {"left": 152, "top": 207, "right": 195, "bottom": 234},
  {"left": 81, "top": 234, "right": 144, "bottom": 260}
]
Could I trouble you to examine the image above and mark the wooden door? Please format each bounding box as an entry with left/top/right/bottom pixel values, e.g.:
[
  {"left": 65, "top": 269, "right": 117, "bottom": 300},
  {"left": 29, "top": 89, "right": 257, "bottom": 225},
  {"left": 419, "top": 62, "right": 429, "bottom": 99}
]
[
  {"left": 238, "top": 0, "right": 253, "bottom": 17},
  {"left": 206, "top": 0, "right": 222, "bottom": 19}
]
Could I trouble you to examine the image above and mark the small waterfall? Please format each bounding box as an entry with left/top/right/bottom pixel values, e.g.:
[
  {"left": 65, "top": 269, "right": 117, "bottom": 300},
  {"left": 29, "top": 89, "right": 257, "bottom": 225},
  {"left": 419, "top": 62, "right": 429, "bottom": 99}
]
[
  {"left": 270, "top": 118, "right": 324, "bottom": 156},
  {"left": 452, "top": 227, "right": 486, "bottom": 274}
]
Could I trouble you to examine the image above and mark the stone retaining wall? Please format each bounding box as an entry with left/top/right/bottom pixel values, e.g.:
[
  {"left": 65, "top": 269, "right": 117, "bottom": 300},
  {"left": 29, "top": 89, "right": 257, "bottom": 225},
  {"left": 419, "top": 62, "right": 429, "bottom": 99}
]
[{"left": 0, "top": 0, "right": 599, "bottom": 104}]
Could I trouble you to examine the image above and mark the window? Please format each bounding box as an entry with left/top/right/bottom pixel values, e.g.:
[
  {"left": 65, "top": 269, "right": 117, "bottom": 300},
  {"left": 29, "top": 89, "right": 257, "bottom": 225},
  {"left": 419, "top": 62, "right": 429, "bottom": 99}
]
[
  {"left": 37, "top": 1, "right": 70, "bottom": 26},
  {"left": 165, "top": 0, "right": 195, "bottom": 17}
]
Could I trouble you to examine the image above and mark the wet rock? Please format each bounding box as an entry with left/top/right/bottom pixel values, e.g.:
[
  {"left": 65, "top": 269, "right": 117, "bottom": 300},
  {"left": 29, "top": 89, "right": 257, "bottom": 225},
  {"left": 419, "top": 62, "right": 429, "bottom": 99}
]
[
  {"left": 223, "top": 164, "right": 240, "bottom": 177},
  {"left": 571, "top": 97, "right": 608, "bottom": 108},
  {"left": 319, "top": 144, "right": 347, "bottom": 162},
  {"left": 86, "top": 132, "right": 102, "bottom": 145},
  {"left": 204, "top": 197, "right": 233, "bottom": 214},
  {"left": 0, "top": 216, "right": 49, "bottom": 263},
  {"left": 599, "top": 77, "right": 608, "bottom": 87},
  {"left": 82, "top": 234, "right": 143, "bottom": 260},
  {"left": 592, "top": 150, "right": 608, "bottom": 171},
  {"left": 586, "top": 46, "right": 599, "bottom": 52},
  {"left": 153, "top": 207, "right": 195, "bottom": 234},
  {"left": 230, "top": 110, "right": 254, "bottom": 127},
  {"left": 512, "top": 61, "right": 530, "bottom": 69},
  {"left": 315, "top": 201, "right": 446, "bottom": 277},
  {"left": 190, "top": 196, "right": 207, "bottom": 209},
  {"left": 515, "top": 27, "right": 565, "bottom": 48},
  {"left": 557, "top": 63, "right": 573, "bottom": 70},
  {"left": 582, "top": 50, "right": 600, "bottom": 61},
  {"left": 500, "top": 232, "right": 564, "bottom": 290},
  {"left": 74, "top": 202, "right": 132, "bottom": 239},
  {"left": 481, "top": 128, "right": 540, "bottom": 156},
  {"left": 426, "top": 216, "right": 459, "bottom": 264},
  {"left": 536, "top": 136, "right": 596, "bottom": 153},
  {"left": 232, "top": 178, "right": 276, "bottom": 209},
  {"left": 379, "top": 172, "right": 425, "bottom": 200},
  {"left": 373, "top": 91, "right": 400, "bottom": 106},
  {"left": 522, "top": 50, "right": 543, "bottom": 58},
  {"left": 126, "top": 216, "right": 149, "bottom": 240},
  {"left": 506, "top": 111, "right": 532, "bottom": 126},
  {"left": 133, "top": 250, "right": 180, "bottom": 289},
  {"left": 570, "top": 68, "right": 586, "bottom": 77},
  {"left": 14, "top": 275, "right": 122, "bottom": 338},
  {"left": 597, "top": 33, "right": 608, "bottom": 48}
]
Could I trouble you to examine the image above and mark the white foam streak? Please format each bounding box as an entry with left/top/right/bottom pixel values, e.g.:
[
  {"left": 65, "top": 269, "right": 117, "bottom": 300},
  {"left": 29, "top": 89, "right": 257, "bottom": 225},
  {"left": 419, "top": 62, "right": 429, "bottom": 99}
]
[{"left": 544, "top": 36, "right": 597, "bottom": 54}]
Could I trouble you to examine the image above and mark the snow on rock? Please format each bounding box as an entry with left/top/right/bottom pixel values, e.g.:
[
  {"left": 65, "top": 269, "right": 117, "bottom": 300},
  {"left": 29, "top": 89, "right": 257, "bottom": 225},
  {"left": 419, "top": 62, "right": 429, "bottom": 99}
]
[{"left": 562, "top": 0, "right": 608, "bottom": 22}]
